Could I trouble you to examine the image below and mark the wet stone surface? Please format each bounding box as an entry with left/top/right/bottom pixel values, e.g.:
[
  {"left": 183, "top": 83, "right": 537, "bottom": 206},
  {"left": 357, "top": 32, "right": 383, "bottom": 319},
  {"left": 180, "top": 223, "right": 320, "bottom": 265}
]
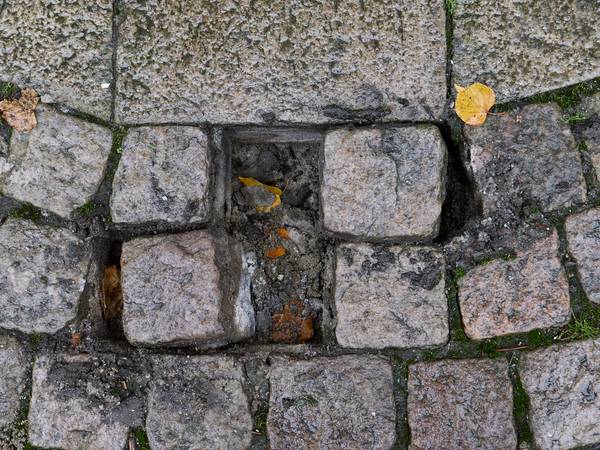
[
  {"left": 0, "top": 0, "right": 114, "bottom": 119},
  {"left": 464, "top": 103, "right": 586, "bottom": 220},
  {"left": 0, "top": 337, "right": 29, "bottom": 430},
  {"left": 520, "top": 340, "right": 600, "bottom": 450},
  {"left": 0, "top": 219, "right": 91, "bottom": 334},
  {"left": 566, "top": 208, "right": 600, "bottom": 304},
  {"left": 321, "top": 126, "right": 446, "bottom": 240},
  {"left": 334, "top": 243, "right": 448, "bottom": 349},
  {"left": 28, "top": 353, "right": 147, "bottom": 450},
  {"left": 146, "top": 355, "right": 252, "bottom": 450},
  {"left": 115, "top": 0, "right": 446, "bottom": 124},
  {"left": 110, "top": 126, "right": 211, "bottom": 225},
  {"left": 268, "top": 355, "right": 396, "bottom": 450},
  {"left": 120, "top": 230, "right": 255, "bottom": 348},
  {"left": 0, "top": 105, "right": 112, "bottom": 219},
  {"left": 458, "top": 231, "right": 570, "bottom": 339},
  {"left": 230, "top": 141, "right": 325, "bottom": 343},
  {"left": 408, "top": 358, "right": 517, "bottom": 450},
  {"left": 453, "top": 0, "right": 600, "bottom": 103}
]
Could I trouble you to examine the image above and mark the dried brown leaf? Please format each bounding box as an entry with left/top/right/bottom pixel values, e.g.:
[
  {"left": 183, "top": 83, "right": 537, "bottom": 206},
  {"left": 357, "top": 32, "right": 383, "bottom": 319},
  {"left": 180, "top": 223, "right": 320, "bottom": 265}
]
[
  {"left": 101, "top": 265, "right": 123, "bottom": 320},
  {"left": 0, "top": 88, "right": 39, "bottom": 132},
  {"left": 265, "top": 246, "right": 286, "bottom": 260},
  {"left": 271, "top": 300, "right": 315, "bottom": 344}
]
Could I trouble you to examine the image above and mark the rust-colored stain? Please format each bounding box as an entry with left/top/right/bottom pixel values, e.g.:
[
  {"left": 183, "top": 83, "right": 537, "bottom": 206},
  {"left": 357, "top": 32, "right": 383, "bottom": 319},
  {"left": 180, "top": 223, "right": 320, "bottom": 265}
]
[
  {"left": 271, "top": 299, "right": 315, "bottom": 344},
  {"left": 276, "top": 227, "right": 290, "bottom": 240},
  {"left": 265, "top": 246, "right": 286, "bottom": 260},
  {"left": 101, "top": 265, "right": 123, "bottom": 320}
]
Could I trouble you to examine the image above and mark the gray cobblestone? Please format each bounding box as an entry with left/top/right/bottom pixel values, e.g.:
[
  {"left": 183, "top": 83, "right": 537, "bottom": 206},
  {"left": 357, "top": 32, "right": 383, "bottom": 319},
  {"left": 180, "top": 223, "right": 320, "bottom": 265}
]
[
  {"left": 110, "top": 126, "right": 211, "bottom": 225},
  {"left": 0, "top": 105, "right": 112, "bottom": 219},
  {"left": 115, "top": 0, "right": 446, "bottom": 124},
  {"left": 0, "top": 219, "right": 91, "bottom": 334},
  {"left": 566, "top": 208, "right": 600, "bottom": 304},
  {"left": 334, "top": 243, "right": 448, "bottom": 349},
  {"left": 0, "top": 337, "right": 29, "bottom": 430},
  {"left": 322, "top": 126, "right": 446, "bottom": 239}
]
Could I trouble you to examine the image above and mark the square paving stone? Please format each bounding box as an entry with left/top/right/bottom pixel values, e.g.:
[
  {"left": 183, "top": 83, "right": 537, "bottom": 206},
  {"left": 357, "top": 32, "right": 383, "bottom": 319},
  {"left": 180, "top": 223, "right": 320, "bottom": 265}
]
[
  {"left": 459, "top": 231, "right": 570, "bottom": 339},
  {"left": 520, "top": 340, "right": 600, "bottom": 450},
  {"left": 115, "top": 0, "right": 446, "bottom": 124},
  {"left": 335, "top": 243, "right": 448, "bottom": 349},
  {"left": 267, "top": 355, "right": 396, "bottom": 450},
  {"left": 464, "top": 103, "right": 586, "bottom": 218},
  {"left": 0, "top": 337, "right": 29, "bottom": 429},
  {"left": 322, "top": 126, "right": 446, "bottom": 239},
  {"left": 453, "top": 0, "right": 600, "bottom": 103},
  {"left": 566, "top": 208, "right": 600, "bottom": 304},
  {"left": 146, "top": 355, "right": 252, "bottom": 450},
  {"left": 0, "top": 219, "right": 91, "bottom": 334},
  {"left": 408, "top": 358, "right": 517, "bottom": 450},
  {"left": 28, "top": 353, "right": 147, "bottom": 450},
  {"left": 110, "top": 126, "right": 211, "bottom": 225},
  {"left": 0, "top": 105, "right": 112, "bottom": 219},
  {"left": 0, "top": 0, "right": 114, "bottom": 119},
  {"left": 121, "top": 230, "right": 255, "bottom": 347}
]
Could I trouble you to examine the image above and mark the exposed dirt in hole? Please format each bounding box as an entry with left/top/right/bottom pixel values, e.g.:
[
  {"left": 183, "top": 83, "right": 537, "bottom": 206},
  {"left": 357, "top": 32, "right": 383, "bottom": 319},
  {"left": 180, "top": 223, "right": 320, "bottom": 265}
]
[
  {"left": 230, "top": 141, "right": 326, "bottom": 343},
  {"left": 100, "top": 239, "right": 125, "bottom": 338}
]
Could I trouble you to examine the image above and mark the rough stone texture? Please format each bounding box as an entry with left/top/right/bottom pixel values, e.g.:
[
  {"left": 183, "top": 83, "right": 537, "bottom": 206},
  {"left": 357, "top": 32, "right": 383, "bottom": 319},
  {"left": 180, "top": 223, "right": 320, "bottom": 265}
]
[
  {"left": 464, "top": 103, "right": 586, "bottom": 218},
  {"left": 147, "top": 355, "right": 252, "bottom": 450},
  {"left": 334, "top": 243, "right": 448, "bottom": 349},
  {"left": 268, "top": 355, "right": 396, "bottom": 450},
  {"left": 0, "top": 219, "right": 90, "bottom": 334},
  {"left": 322, "top": 126, "right": 446, "bottom": 239},
  {"left": 0, "top": 105, "right": 112, "bottom": 218},
  {"left": 565, "top": 208, "right": 600, "bottom": 304},
  {"left": 110, "top": 126, "right": 211, "bottom": 224},
  {"left": 453, "top": 0, "right": 600, "bottom": 103},
  {"left": 28, "top": 353, "right": 146, "bottom": 450},
  {"left": 459, "top": 231, "right": 570, "bottom": 339},
  {"left": 0, "top": 337, "right": 29, "bottom": 429},
  {"left": 407, "top": 358, "right": 517, "bottom": 450},
  {"left": 574, "top": 93, "right": 600, "bottom": 178},
  {"left": 115, "top": 0, "right": 446, "bottom": 124},
  {"left": 520, "top": 340, "right": 600, "bottom": 450},
  {"left": 0, "top": 0, "right": 113, "bottom": 119},
  {"left": 121, "top": 230, "right": 255, "bottom": 347}
]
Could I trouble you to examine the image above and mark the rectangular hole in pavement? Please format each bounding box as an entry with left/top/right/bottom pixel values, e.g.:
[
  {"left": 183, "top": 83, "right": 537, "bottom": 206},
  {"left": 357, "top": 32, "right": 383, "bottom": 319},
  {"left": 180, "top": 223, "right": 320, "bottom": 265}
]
[
  {"left": 226, "top": 128, "right": 327, "bottom": 344},
  {"left": 99, "top": 239, "right": 124, "bottom": 339}
]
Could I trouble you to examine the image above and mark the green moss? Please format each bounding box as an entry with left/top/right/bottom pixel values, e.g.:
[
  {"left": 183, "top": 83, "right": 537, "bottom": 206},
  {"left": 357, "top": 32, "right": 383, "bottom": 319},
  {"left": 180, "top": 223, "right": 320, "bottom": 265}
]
[
  {"left": 103, "top": 127, "right": 127, "bottom": 184},
  {"left": 134, "top": 429, "right": 151, "bottom": 450},
  {"left": 445, "top": 0, "right": 457, "bottom": 15},
  {"left": 76, "top": 201, "right": 96, "bottom": 215},
  {"left": 563, "top": 112, "right": 589, "bottom": 126},
  {"left": 494, "top": 76, "right": 600, "bottom": 112},
  {"left": 10, "top": 203, "right": 43, "bottom": 222},
  {"left": 478, "top": 339, "right": 500, "bottom": 358},
  {"left": 526, "top": 329, "right": 555, "bottom": 348},
  {"left": 578, "top": 141, "right": 589, "bottom": 152},
  {"left": 475, "top": 250, "right": 517, "bottom": 266},
  {"left": 1, "top": 81, "right": 16, "bottom": 99},
  {"left": 454, "top": 266, "right": 466, "bottom": 279},
  {"left": 253, "top": 405, "right": 269, "bottom": 435},
  {"left": 29, "top": 333, "right": 43, "bottom": 351},
  {"left": 512, "top": 370, "right": 534, "bottom": 444}
]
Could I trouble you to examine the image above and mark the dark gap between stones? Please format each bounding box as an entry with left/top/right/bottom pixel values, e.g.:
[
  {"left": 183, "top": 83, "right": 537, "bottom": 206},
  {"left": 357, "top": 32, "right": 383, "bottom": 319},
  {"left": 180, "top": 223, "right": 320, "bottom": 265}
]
[
  {"left": 229, "top": 138, "right": 326, "bottom": 344},
  {"left": 100, "top": 238, "right": 125, "bottom": 339},
  {"left": 435, "top": 122, "right": 480, "bottom": 243}
]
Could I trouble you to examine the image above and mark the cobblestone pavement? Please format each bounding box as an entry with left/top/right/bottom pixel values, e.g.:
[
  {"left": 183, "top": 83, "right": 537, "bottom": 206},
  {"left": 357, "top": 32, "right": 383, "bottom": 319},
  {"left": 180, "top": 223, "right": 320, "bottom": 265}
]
[{"left": 0, "top": 1, "right": 600, "bottom": 449}]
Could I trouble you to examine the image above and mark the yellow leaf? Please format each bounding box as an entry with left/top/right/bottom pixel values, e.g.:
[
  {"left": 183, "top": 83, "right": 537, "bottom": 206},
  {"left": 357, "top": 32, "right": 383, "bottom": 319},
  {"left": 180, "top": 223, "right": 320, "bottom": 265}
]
[
  {"left": 454, "top": 82, "right": 496, "bottom": 126},
  {"left": 238, "top": 176, "right": 283, "bottom": 213}
]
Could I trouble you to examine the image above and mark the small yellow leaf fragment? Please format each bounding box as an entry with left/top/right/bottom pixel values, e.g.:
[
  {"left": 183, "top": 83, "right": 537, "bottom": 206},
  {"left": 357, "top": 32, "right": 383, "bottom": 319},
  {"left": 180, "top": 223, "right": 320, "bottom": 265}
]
[
  {"left": 454, "top": 82, "right": 496, "bottom": 126},
  {"left": 238, "top": 176, "right": 283, "bottom": 213},
  {"left": 265, "top": 246, "right": 286, "bottom": 260},
  {"left": 0, "top": 88, "right": 39, "bottom": 132},
  {"left": 276, "top": 227, "right": 290, "bottom": 240}
]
